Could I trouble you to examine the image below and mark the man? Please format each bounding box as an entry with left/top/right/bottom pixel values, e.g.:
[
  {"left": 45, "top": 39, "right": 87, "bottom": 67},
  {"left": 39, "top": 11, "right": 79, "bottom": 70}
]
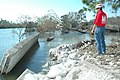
[{"left": 91, "top": 4, "right": 107, "bottom": 54}]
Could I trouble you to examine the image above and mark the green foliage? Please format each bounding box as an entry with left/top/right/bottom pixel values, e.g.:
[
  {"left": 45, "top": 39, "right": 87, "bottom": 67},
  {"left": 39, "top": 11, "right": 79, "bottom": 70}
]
[
  {"left": 82, "top": 0, "right": 120, "bottom": 12},
  {"left": 61, "top": 14, "right": 71, "bottom": 29},
  {"left": 61, "top": 11, "right": 84, "bottom": 29}
]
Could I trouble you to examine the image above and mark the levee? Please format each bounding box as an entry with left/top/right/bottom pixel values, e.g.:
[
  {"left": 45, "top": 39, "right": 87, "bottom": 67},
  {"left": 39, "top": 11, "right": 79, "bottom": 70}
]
[{"left": 0, "top": 33, "right": 39, "bottom": 74}]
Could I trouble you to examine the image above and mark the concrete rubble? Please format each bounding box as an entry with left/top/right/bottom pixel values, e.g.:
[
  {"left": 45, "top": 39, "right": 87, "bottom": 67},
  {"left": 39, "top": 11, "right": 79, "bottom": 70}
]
[{"left": 17, "top": 38, "right": 120, "bottom": 80}]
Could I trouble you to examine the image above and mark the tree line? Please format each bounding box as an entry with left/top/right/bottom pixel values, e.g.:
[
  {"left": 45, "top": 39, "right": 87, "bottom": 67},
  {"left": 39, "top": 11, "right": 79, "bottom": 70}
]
[
  {"left": 0, "top": 9, "right": 87, "bottom": 32},
  {"left": 0, "top": 13, "right": 120, "bottom": 32},
  {"left": 0, "top": 0, "right": 120, "bottom": 32}
]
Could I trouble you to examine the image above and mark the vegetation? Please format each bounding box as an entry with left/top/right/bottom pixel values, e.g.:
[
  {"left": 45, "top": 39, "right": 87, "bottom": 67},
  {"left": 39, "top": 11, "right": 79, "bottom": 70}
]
[
  {"left": 81, "top": 0, "right": 120, "bottom": 13},
  {"left": 0, "top": 14, "right": 120, "bottom": 33},
  {"left": 107, "top": 16, "right": 120, "bottom": 31},
  {"left": 0, "top": 15, "right": 37, "bottom": 30},
  {"left": 0, "top": 0, "right": 120, "bottom": 32},
  {"left": 81, "top": 0, "right": 120, "bottom": 31},
  {"left": 0, "top": 19, "right": 15, "bottom": 28},
  {"left": 107, "top": 16, "right": 120, "bottom": 26},
  {"left": 12, "top": 28, "right": 25, "bottom": 42},
  {"left": 0, "top": 1, "right": 119, "bottom": 43},
  {"left": 0, "top": 9, "right": 86, "bottom": 32},
  {"left": 37, "top": 10, "right": 59, "bottom": 32}
]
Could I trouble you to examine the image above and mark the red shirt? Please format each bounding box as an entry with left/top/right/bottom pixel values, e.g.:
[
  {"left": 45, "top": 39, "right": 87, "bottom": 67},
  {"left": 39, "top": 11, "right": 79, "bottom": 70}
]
[{"left": 94, "top": 10, "right": 107, "bottom": 27}]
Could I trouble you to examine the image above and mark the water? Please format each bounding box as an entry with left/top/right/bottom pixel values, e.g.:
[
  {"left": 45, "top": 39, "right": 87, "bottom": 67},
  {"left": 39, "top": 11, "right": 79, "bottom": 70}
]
[
  {"left": 0, "top": 28, "right": 35, "bottom": 60},
  {"left": 0, "top": 28, "right": 25, "bottom": 60},
  {"left": 0, "top": 29, "right": 119, "bottom": 80}
]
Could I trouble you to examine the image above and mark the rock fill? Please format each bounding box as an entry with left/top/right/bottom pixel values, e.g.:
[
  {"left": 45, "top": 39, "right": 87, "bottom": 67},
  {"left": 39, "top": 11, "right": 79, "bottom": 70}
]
[{"left": 17, "top": 39, "right": 120, "bottom": 80}]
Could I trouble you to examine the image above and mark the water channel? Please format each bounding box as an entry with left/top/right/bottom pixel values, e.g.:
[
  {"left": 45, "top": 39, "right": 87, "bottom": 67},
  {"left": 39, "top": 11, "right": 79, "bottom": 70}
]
[{"left": 0, "top": 28, "right": 119, "bottom": 80}]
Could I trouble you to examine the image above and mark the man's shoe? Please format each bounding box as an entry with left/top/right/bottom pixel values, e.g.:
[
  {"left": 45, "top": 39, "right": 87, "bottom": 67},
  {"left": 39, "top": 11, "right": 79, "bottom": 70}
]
[
  {"left": 102, "top": 52, "right": 106, "bottom": 54},
  {"left": 98, "top": 52, "right": 103, "bottom": 55}
]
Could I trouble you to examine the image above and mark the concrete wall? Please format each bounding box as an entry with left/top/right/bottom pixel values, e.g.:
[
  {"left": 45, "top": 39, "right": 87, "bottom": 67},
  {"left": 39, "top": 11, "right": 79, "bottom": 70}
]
[{"left": 0, "top": 33, "right": 39, "bottom": 74}]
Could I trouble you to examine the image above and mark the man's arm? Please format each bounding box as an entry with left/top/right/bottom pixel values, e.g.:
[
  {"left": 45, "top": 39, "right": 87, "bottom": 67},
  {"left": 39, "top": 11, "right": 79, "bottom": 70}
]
[
  {"left": 91, "top": 13, "right": 100, "bottom": 35},
  {"left": 91, "top": 24, "right": 96, "bottom": 35}
]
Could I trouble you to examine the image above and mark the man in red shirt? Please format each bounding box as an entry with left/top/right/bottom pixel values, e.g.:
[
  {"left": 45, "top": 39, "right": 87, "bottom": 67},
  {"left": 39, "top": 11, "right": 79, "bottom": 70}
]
[{"left": 91, "top": 4, "right": 107, "bottom": 54}]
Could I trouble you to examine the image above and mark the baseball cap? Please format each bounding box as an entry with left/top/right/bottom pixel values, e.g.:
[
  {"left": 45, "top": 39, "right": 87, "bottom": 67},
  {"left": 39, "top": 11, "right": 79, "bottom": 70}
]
[{"left": 95, "top": 4, "right": 102, "bottom": 9}]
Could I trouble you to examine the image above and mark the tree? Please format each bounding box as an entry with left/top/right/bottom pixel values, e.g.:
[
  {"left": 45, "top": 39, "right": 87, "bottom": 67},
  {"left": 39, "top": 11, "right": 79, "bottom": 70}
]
[
  {"left": 37, "top": 10, "right": 59, "bottom": 32},
  {"left": 16, "top": 15, "right": 37, "bottom": 32},
  {"left": 107, "top": 16, "right": 120, "bottom": 31},
  {"left": 16, "top": 15, "right": 32, "bottom": 27},
  {"left": 12, "top": 15, "right": 32, "bottom": 42},
  {"left": 78, "top": 9, "right": 87, "bottom": 30},
  {"left": 69, "top": 12, "right": 80, "bottom": 28},
  {"left": 81, "top": 0, "right": 120, "bottom": 30},
  {"left": 61, "top": 14, "right": 71, "bottom": 29},
  {"left": 81, "top": 0, "right": 120, "bottom": 13},
  {"left": 0, "top": 19, "right": 12, "bottom": 27},
  {"left": 78, "top": 9, "right": 86, "bottom": 23},
  {"left": 61, "top": 11, "right": 84, "bottom": 30},
  {"left": 12, "top": 29, "right": 25, "bottom": 42}
]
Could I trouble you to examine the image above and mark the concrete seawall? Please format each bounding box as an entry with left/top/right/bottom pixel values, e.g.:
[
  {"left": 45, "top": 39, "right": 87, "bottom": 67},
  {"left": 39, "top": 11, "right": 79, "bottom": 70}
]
[{"left": 0, "top": 33, "right": 39, "bottom": 74}]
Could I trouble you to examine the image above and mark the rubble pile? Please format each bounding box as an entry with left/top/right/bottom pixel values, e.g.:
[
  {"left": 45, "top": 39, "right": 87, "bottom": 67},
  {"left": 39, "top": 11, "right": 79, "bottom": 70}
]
[{"left": 17, "top": 39, "right": 120, "bottom": 80}]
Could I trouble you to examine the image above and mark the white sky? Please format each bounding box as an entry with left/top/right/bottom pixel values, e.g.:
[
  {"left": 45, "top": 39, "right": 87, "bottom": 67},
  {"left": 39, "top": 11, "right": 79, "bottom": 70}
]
[{"left": 0, "top": 0, "right": 120, "bottom": 22}]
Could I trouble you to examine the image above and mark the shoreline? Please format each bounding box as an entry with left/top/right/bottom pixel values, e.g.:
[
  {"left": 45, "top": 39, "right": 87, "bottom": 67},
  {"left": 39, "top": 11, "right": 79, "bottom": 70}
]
[{"left": 17, "top": 39, "right": 120, "bottom": 80}]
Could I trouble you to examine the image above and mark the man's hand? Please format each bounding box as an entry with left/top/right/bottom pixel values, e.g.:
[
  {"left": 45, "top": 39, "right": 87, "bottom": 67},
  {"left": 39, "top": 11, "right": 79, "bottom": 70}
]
[
  {"left": 91, "top": 29, "right": 94, "bottom": 35},
  {"left": 91, "top": 24, "right": 96, "bottom": 35}
]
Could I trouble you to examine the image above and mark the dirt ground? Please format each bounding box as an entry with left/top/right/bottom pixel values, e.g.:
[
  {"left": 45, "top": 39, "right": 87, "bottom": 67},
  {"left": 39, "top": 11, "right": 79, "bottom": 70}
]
[{"left": 77, "top": 38, "right": 120, "bottom": 79}]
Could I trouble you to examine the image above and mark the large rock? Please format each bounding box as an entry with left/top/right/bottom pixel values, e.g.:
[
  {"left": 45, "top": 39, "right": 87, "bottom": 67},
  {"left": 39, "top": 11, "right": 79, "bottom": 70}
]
[{"left": 47, "top": 63, "right": 67, "bottom": 79}]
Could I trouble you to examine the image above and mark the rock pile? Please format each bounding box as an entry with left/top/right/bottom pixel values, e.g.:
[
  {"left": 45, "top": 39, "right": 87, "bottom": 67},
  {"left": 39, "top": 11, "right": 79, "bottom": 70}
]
[{"left": 17, "top": 39, "right": 120, "bottom": 80}]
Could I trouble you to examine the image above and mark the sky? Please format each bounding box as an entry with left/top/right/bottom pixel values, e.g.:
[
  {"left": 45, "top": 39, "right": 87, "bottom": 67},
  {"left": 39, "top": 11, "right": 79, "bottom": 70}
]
[{"left": 0, "top": 0, "right": 120, "bottom": 22}]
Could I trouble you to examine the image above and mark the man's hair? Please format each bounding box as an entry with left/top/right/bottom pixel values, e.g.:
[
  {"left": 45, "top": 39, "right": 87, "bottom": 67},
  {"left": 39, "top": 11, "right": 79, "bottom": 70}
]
[
  {"left": 96, "top": 7, "right": 102, "bottom": 11},
  {"left": 100, "top": 7, "right": 102, "bottom": 10}
]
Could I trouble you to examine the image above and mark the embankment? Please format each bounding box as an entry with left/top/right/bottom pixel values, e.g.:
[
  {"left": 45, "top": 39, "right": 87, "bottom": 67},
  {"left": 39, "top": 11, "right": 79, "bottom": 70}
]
[
  {"left": 17, "top": 39, "right": 120, "bottom": 80},
  {"left": 0, "top": 33, "right": 39, "bottom": 74}
]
